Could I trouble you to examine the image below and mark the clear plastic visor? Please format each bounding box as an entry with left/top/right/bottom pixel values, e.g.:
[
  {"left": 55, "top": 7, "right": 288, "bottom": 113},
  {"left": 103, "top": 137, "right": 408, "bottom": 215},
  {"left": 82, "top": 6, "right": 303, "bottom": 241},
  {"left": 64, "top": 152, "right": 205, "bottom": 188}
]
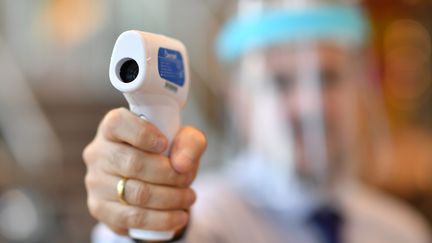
[{"left": 233, "top": 41, "right": 362, "bottom": 187}]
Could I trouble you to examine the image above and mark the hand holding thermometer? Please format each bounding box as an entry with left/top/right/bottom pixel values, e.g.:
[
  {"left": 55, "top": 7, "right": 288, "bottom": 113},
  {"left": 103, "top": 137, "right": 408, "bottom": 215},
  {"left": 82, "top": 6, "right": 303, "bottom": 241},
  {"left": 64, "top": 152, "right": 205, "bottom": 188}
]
[{"left": 109, "top": 30, "right": 190, "bottom": 241}]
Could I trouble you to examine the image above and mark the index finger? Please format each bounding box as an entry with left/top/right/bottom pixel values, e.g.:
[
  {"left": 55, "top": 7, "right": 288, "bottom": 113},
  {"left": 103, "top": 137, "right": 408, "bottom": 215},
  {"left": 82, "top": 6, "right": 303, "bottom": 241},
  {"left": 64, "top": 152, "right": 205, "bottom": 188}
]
[{"left": 98, "top": 108, "right": 168, "bottom": 153}]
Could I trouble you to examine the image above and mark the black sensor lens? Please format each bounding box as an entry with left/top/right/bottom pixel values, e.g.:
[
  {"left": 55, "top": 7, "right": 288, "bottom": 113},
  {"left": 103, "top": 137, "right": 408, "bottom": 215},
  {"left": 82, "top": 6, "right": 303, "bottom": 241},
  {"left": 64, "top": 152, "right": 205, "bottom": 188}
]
[{"left": 119, "top": 59, "right": 139, "bottom": 83}]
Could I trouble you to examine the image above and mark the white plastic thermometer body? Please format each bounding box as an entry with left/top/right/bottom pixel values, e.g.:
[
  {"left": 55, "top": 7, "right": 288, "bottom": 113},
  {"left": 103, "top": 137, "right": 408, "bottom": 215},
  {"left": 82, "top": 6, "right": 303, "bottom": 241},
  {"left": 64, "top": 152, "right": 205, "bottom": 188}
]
[{"left": 109, "top": 30, "right": 190, "bottom": 241}]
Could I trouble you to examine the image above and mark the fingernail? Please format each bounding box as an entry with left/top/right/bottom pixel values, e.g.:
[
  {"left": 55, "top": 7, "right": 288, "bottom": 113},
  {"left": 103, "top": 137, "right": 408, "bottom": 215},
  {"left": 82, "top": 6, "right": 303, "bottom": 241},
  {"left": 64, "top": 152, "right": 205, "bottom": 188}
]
[
  {"left": 156, "top": 136, "right": 167, "bottom": 152},
  {"left": 150, "top": 135, "right": 166, "bottom": 152},
  {"left": 174, "top": 150, "right": 193, "bottom": 173}
]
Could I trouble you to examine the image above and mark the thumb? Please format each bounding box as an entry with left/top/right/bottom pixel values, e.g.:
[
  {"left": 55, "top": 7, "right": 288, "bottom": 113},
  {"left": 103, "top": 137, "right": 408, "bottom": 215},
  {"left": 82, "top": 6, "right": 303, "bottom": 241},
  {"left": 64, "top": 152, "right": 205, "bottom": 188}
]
[{"left": 170, "top": 126, "right": 207, "bottom": 174}]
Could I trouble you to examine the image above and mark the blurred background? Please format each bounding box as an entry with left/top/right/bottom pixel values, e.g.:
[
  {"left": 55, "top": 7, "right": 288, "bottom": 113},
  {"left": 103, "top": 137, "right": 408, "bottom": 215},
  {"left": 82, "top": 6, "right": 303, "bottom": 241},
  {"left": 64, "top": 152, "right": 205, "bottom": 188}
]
[{"left": 0, "top": 0, "right": 431, "bottom": 242}]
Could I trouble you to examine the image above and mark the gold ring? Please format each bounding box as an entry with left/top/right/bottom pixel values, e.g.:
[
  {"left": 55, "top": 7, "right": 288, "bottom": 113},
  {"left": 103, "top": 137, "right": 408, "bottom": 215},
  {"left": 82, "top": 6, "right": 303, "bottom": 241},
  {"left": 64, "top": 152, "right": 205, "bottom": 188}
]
[{"left": 116, "top": 177, "right": 128, "bottom": 205}]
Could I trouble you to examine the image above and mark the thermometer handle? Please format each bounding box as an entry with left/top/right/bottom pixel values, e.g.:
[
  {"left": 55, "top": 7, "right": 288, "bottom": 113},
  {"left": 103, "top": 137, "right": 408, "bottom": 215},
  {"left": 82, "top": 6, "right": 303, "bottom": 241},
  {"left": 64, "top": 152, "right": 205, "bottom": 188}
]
[{"left": 126, "top": 94, "right": 180, "bottom": 241}]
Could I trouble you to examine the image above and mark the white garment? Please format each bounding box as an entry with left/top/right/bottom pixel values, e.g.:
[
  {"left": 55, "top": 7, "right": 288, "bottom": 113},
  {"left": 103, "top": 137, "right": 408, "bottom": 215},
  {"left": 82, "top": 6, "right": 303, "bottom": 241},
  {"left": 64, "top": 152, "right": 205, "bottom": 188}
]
[{"left": 92, "top": 155, "right": 431, "bottom": 243}]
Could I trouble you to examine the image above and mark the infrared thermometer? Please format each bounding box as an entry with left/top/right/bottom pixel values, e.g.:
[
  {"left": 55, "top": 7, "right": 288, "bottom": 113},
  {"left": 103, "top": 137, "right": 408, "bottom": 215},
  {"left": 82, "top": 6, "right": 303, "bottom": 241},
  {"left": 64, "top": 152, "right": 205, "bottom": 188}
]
[{"left": 109, "top": 30, "right": 190, "bottom": 241}]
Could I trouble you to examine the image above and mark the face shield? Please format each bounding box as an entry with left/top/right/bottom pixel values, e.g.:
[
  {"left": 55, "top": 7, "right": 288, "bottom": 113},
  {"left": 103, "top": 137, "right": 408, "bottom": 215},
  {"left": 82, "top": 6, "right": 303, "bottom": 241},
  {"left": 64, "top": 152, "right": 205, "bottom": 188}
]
[{"left": 217, "top": 4, "right": 371, "bottom": 211}]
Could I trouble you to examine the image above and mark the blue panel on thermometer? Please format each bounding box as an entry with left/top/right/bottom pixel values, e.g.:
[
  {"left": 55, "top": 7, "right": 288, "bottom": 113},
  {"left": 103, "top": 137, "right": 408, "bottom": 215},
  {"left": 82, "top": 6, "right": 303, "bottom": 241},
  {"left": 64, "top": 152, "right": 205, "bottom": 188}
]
[{"left": 158, "top": 48, "right": 185, "bottom": 87}]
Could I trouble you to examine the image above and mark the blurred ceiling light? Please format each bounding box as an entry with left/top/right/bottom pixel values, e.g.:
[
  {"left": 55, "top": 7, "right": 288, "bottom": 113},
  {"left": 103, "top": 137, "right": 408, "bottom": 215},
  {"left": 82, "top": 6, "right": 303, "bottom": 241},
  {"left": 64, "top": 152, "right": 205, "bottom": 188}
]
[{"left": 35, "top": 0, "right": 106, "bottom": 47}]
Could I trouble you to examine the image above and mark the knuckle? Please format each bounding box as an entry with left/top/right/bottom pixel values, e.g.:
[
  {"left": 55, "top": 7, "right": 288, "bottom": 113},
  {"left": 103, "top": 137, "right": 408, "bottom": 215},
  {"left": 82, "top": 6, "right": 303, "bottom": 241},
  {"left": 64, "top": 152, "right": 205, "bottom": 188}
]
[
  {"left": 126, "top": 209, "right": 148, "bottom": 228},
  {"left": 176, "top": 190, "right": 189, "bottom": 208},
  {"left": 185, "top": 189, "right": 196, "bottom": 207},
  {"left": 166, "top": 167, "right": 183, "bottom": 186},
  {"left": 136, "top": 124, "right": 157, "bottom": 149},
  {"left": 102, "top": 108, "right": 127, "bottom": 135},
  {"left": 104, "top": 146, "right": 124, "bottom": 172},
  {"left": 84, "top": 173, "right": 96, "bottom": 191},
  {"left": 178, "top": 189, "right": 195, "bottom": 208},
  {"left": 158, "top": 214, "right": 174, "bottom": 230},
  {"left": 123, "top": 152, "right": 143, "bottom": 176},
  {"left": 113, "top": 144, "right": 129, "bottom": 161},
  {"left": 105, "top": 108, "right": 124, "bottom": 126},
  {"left": 82, "top": 143, "right": 95, "bottom": 165},
  {"left": 87, "top": 198, "right": 101, "bottom": 219},
  {"left": 135, "top": 183, "right": 152, "bottom": 206},
  {"left": 135, "top": 125, "right": 148, "bottom": 146},
  {"left": 162, "top": 213, "right": 180, "bottom": 230}
]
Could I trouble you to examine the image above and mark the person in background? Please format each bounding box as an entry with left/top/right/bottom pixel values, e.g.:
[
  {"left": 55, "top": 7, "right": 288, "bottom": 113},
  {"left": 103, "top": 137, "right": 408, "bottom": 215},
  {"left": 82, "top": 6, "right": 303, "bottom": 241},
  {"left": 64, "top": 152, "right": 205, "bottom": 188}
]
[{"left": 83, "top": 1, "right": 431, "bottom": 242}]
